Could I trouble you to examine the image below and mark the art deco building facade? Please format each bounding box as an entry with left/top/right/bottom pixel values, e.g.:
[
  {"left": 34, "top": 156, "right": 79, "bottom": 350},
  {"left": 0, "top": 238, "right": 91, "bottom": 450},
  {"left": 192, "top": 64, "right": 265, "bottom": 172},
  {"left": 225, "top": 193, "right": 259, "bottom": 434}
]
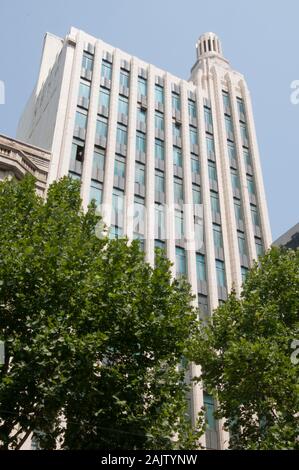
[{"left": 17, "top": 27, "right": 272, "bottom": 449}]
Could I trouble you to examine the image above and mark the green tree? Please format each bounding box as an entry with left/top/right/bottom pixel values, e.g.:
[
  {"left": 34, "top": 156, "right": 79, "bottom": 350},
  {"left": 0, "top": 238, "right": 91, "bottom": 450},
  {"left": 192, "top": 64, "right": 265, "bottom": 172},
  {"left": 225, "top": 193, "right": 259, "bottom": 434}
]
[
  {"left": 0, "top": 175, "right": 203, "bottom": 450},
  {"left": 191, "top": 247, "right": 299, "bottom": 449}
]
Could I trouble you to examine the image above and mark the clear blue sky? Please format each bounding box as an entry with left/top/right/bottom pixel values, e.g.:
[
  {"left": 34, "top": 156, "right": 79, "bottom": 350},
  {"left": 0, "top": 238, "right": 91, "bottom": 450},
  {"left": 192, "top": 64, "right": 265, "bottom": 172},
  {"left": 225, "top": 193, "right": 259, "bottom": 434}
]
[{"left": 0, "top": 0, "right": 298, "bottom": 240}]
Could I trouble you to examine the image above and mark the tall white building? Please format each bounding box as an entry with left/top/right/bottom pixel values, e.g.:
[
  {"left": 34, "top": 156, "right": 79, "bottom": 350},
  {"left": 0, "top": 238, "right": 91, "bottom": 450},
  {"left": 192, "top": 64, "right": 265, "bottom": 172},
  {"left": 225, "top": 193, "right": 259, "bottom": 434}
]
[{"left": 17, "top": 27, "right": 272, "bottom": 449}]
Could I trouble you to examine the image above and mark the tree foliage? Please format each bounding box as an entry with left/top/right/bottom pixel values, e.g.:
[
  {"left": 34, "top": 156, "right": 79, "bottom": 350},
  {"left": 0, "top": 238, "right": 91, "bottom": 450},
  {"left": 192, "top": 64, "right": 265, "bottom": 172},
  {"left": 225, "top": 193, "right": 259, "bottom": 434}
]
[
  {"left": 191, "top": 247, "right": 299, "bottom": 449},
  {"left": 0, "top": 175, "right": 203, "bottom": 450}
]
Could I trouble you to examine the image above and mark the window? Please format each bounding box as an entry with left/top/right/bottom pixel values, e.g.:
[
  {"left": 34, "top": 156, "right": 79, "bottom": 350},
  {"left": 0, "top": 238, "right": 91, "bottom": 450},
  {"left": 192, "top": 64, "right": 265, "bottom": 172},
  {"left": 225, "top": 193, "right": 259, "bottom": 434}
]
[
  {"left": 116, "top": 125, "right": 127, "bottom": 145},
  {"left": 208, "top": 162, "right": 217, "bottom": 181},
  {"left": 79, "top": 82, "right": 90, "bottom": 100},
  {"left": 231, "top": 169, "right": 240, "bottom": 189},
  {"left": 174, "top": 178, "right": 183, "bottom": 203},
  {"left": 155, "top": 112, "right": 164, "bottom": 131},
  {"left": 69, "top": 172, "right": 81, "bottom": 181},
  {"left": 99, "top": 88, "right": 110, "bottom": 109},
  {"left": 228, "top": 142, "right": 236, "bottom": 163},
  {"left": 204, "top": 393, "right": 217, "bottom": 430},
  {"left": 173, "top": 122, "right": 181, "bottom": 139},
  {"left": 118, "top": 96, "right": 128, "bottom": 116},
  {"left": 225, "top": 116, "right": 234, "bottom": 138},
  {"left": 114, "top": 158, "right": 125, "bottom": 178},
  {"left": 204, "top": 108, "right": 213, "bottom": 130},
  {"left": 175, "top": 210, "right": 184, "bottom": 241},
  {"left": 216, "top": 260, "right": 226, "bottom": 287},
  {"left": 247, "top": 175, "right": 255, "bottom": 195},
  {"left": 96, "top": 117, "right": 108, "bottom": 137},
  {"left": 190, "top": 128, "right": 198, "bottom": 145},
  {"left": 198, "top": 295, "right": 209, "bottom": 317},
  {"left": 155, "top": 139, "right": 164, "bottom": 160},
  {"left": 173, "top": 147, "right": 182, "bottom": 167},
  {"left": 192, "top": 186, "right": 201, "bottom": 205},
  {"left": 101, "top": 60, "right": 112, "bottom": 80},
  {"left": 155, "top": 203, "right": 165, "bottom": 240},
  {"left": 241, "top": 266, "right": 249, "bottom": 283},
  {"left": 155, "top": 171, "right": 165, "bottom": 193},
  {"left": 240, "top": 124, "right": 248, "bottom": 147},
  {"left": 135, "top": 163, "right": 145, "bottom": 185},
  {"left": 196, "top": 253, "right": 206, "bottom": 281},
  {"left": 70, "top": 140, "right": 84, "bottom": 174},
  {"left": 222, "top": 92, "right": 230, "bottom": 112},
  {"left": 120, "top": 70, "right": 129, "bottom": 88},
  {"left": 237, "top": 98, "right": 245, "bottom": 119},
  {"left": 255, "top": 238, "right": 264, "bottom": 257},
  {"left": 136, "top": 132, "right": 146, "bottom": 153},
  {"left": 133, "top": 233, "right": 145, "bottom": 251},
  {"left": 191, "top": 156, "right": 200, "bottom": 174},
  {"left": 137, "top": 107, "right": 146, "bottom": 123},
  {"left": 206, "top": 136, "right": 215, "bottom": 157},
  {"left": 112, "top": 188, "right": 124, "bottom": 229},
  {"left": 155, "top": 239, "right": 165, "bottom": 250},
  {"left": 90, "top": 181, "right": 102, "bottom": 207},
  {"left": 92, "top": 149, "right": 105, "bottom": 179},
  {"left": 82, "top": 53, "right": 93, "bottom": 72},
  {"left": 110, "top": 225, "right": 123, "bottom": 239},
  {"left": 176, "top": 247, "right": 186, "bottom": 276},
  {"left": 138, "top": 77, "right": 147, "bottom": 96},
  {"left": 238, "top": 232, "right": 247, "bottom": 256},
  {"left": 134, "top": 196, "right": 145, "bottom": 235},
  {"left": 244, "top": 148, "right": 251, "bottom": 166},
  {"left": 188, "top": 100, "right": 196, "bottom": 119},
  {"left": 211, "top": 192, "right": 220, "bottom": 214},
  {"left": 213, "top": 224, "right": 223, "bottom": 249},
  {"left": 155, "top": 85, "right": 164, "bottom": 104},
  {"left": 75, "top": 111, "right": 87, "bottom": 129},
  {"left": 234, "top": 199, "right": 243, "bottom": 222},
  {"left": 194, "top": 220, "right": 204, "bottom": 252},
  {"left": 251, "top": 204, "right": 259, "bottom": 226},
  {"left": 172, "top": 93, "right": 181, "bottom": 111}
]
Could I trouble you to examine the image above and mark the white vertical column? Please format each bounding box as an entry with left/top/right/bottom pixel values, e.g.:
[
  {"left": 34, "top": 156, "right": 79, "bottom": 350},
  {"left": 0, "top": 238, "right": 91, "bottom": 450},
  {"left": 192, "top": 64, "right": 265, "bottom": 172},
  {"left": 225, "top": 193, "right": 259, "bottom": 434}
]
[
  {"left": 50, "top": 31, "right": 84, "bottom": 183},
  {"left": 240, "top": 81, "right": 272, "bottom": 248},
  {"left": 180, "top": 82, "right": 197, "bottom": 294},
  {"left": 211, "top": 67, "right": 242, "bottom": 293},
  {"left": 102, "top": 49, "right": 121, "bottom": 228},
  {"left": 124, "top": 58, "right": 138, "bottom": 241},
  {"left": 164, "top": 73, "right": 176, "bottom": 276},
  {"left": 189, "top": 362, "right": 206, "bottom": 448},
  {"left": 195, "top": 69, "right": 218, "bottom": 311},
  {"left": 145, "top": 65, "right": 155, "bottom": 265},
  {"left": 227, "top": 75, "right": 256, "bottom": 263},
  {"left": 81, "top": 40, "right": 103, "bottom": 210}
]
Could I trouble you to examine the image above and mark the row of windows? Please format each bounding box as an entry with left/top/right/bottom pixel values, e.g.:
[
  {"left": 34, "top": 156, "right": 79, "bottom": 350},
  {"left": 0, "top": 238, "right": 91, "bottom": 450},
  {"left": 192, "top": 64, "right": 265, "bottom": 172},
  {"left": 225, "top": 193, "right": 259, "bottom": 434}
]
[
  {"left": 82, "top": 54, "right": 200, "bottom": 119},
  {"left": 176, "top": 249, "right": 225, "bottom": 288},
  {"left": 75, "top": 109, "right": 198, "bottom": 149}
]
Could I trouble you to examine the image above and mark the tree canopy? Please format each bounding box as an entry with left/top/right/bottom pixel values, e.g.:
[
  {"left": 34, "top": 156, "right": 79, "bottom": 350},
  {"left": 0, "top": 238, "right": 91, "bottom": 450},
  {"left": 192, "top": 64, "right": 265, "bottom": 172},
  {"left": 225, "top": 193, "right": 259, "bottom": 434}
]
[
  {"left": 191, "top": 247, "right": 299, "bottom": 449},
  {"left": 0, "top": 175, "right": 203, "bottom": 450}
]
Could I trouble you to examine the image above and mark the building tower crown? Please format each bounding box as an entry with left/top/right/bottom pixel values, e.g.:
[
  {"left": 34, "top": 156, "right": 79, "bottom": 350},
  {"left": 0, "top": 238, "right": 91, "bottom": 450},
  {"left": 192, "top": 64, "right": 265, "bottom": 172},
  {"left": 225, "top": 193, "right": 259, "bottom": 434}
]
[{"left": 196, "top": 32, "right": 223, "bottom": 58}]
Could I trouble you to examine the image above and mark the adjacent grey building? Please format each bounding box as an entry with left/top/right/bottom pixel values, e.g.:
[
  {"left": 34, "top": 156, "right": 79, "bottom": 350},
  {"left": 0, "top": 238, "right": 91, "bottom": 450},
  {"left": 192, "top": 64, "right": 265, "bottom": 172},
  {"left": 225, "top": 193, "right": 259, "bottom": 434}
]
[{"left": 273, "top": 223, "right": 299, "bottom": 249}]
